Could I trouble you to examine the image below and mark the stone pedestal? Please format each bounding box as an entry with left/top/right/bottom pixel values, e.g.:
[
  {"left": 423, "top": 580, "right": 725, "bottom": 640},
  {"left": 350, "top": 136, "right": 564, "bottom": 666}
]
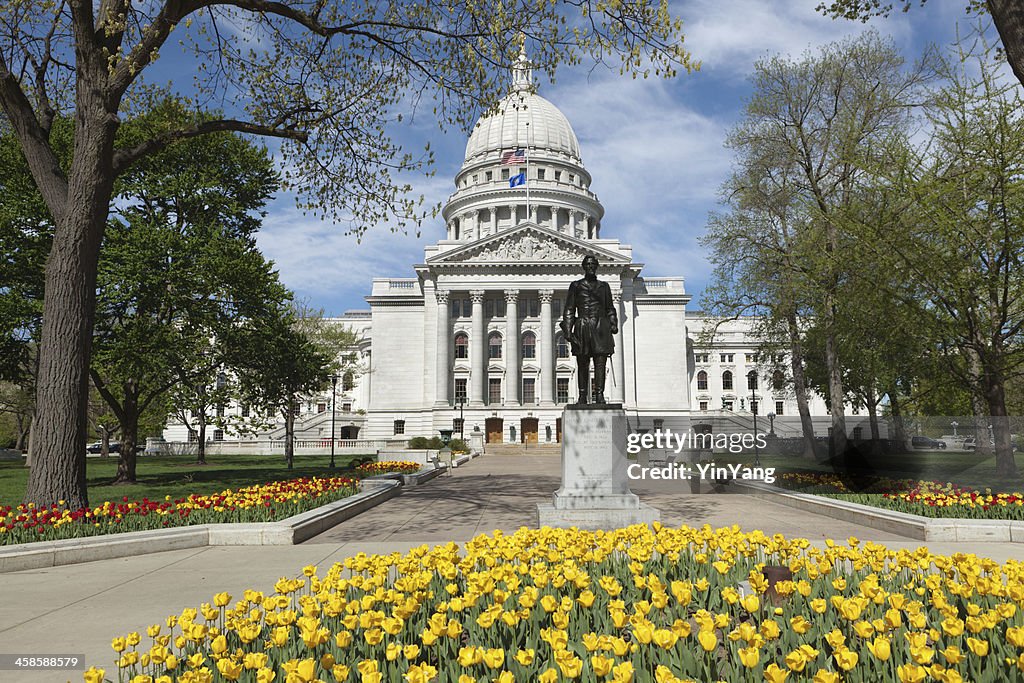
[
  {"left": 469, "top": 429, "right": 485, "bottom": 455},
  {"left": 537, "top": 404, "right": 659, "bottom": 529}
]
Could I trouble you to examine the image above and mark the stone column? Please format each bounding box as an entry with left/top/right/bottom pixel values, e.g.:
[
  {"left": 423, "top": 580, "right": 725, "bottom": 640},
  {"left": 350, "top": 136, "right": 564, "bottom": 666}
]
[
  {"left": 434, "top": 290, "right": 450, "bottom": 407},
  {"left": 508, "top": 204, "right": 516, "bottom": 229},
  {"left": 470, "top": 290, "right": 486, "bottom": 406},
  {"left": 569, "top": 211, "right": 577, "bottom": 237},
  {"left": 505, "top": 289, "right": 520, "bottom": 405},
  {"left": 612, "top": 290, "right": 626, "bottom": 403},
  {"left": 491, "top": 208, "right": 498, "bottom": 236},
  {"left": 539, "top": 289, "right": 555, "bottom": 406}
]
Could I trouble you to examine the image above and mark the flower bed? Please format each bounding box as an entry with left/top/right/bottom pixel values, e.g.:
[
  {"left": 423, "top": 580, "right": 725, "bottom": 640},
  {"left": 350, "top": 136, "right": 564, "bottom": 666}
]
[
  {"left": 93, "top": 524, "right": 1024, "bottom": 683},
  {"left": 0, "top": 476, "right": 359, "bottom": 546},
  {"left": 356, "top": 461, "right": 423, "bottom": 476},
  {"left": 778, "top": 471, "right": 1024, "bottom": 520}
]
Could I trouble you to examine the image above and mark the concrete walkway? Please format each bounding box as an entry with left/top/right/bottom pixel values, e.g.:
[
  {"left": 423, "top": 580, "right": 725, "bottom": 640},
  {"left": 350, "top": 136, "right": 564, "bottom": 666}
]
[{"left": 3, "top": 454, "right": 1023, "bottom": 683}]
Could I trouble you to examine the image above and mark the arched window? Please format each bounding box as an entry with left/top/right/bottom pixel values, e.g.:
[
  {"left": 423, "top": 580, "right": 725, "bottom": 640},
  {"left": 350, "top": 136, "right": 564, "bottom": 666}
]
[
  {"left": 772, "top": 370, "right": 786, "bottom": 391},
  {"left": 747, "top": 370, "right": 758, "bottom": 391},
  {"left": 454, "top": 332, "right": 469, "bottom": 359},
  {"left": 342, "top": 371, "right": 354, "bottom": 391},
  {"left": 488, "top": 331, "right": 502, "bottom": 359},
  {"left": 522, "top": 331, "right": 537, "bottom": 359},
  {"left": 556, "top": 334, "right": 570, "bottom": 359},
  {"left": 722, "top": 370, "right": 733, "bottom": 391},
  {"left": 697, "top": 370, "right": 708, "bottom": 391}
]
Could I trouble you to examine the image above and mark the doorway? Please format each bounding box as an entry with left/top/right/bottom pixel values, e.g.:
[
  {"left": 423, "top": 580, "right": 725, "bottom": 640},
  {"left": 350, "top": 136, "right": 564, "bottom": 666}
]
[
  {"left": 485, "top": 417, "right": 504, "bottom": 443},
  {"left": 521, "top": 418, "right": 539, "bottom": 444}
]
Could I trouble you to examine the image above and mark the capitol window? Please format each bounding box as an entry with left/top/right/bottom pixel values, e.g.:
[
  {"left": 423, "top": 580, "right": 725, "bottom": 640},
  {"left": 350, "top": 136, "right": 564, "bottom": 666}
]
[
  {"left": 699, "top": 401, "right": 708, "bottom": 411},
  {"left": 697, "top": 371, "right": 708, "bottom": 391},
  {"left": 488, "top": 332, "right": 502, "bottom": 359},
  {"left": 554, "top": 170, "right": 561, "bottom": 182},
  {"left": 722, "top": 370, "right": 733, "bottom": 391},
  {"left": 556, "top": 378, "right": 569, "bottom": 403},
  {"left": 720, "top": 353, "right": 734, "bottom": 363},
  {"left": 537, "top": 168, "right": 545, "bottom": 180},
  {"left": 557, "top": 335, "right": 569, "bottom": 359},
  {"left": 454, "top": 378, "right": 467, "bottom": 401},
  {"left": 747, "top": 370, "right": 758, "bottom": 390},
  {"left": 486, "top": 171, "right": 492, "bottom": 181},
  {"left": 776, "top": 401, "right": 785, "bottom": 415},
  {"left": 454, "top": 333, "right": 469, "bottom": 359},
  {"left": 522, "top": 378, "right": 536, "bottom": 404},
  {"left": 522, "top": 331, "right": 537, "bottom": 359},
  {"left": 393, "top": 420, "right": 405, "bottom": 435},
  {"left": 501, "top": 168, "right": 509, "bottom": 180}
]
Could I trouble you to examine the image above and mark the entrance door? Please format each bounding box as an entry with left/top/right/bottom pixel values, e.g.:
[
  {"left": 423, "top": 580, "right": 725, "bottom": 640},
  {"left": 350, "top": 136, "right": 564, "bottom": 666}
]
[
  {"left": 556, "top": 418, "right": 562, "bottom": 443},
  {"left": 485, "top": 418, "right": 503, "bottom": 443},
  {"left": 521, "top": 418, "right": 539, "bottom": 444}
]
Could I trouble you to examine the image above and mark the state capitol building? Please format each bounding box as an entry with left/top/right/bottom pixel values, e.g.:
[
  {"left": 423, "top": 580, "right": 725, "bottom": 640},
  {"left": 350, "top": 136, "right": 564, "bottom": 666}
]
[{"left": 165, "top": 50, "right": 845, "bottom": 448}]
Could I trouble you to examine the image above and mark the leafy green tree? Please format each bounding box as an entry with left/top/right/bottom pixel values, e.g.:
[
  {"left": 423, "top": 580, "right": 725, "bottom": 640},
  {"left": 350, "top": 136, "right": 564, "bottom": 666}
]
[
  {"left": 229, "top": 303, "right": 358, "bottom": 469},
  {"left": 0, "top": 0, "right": 696, "bottom": 508},
  {"left": 843, "top": 39, "right": 1024, "bottom": 475},
  {"left": 704, "top": 31, "right": 930, "bottom": 457},
  {"left": 88, "top": 114, "right": 285, "bottom": 483}
]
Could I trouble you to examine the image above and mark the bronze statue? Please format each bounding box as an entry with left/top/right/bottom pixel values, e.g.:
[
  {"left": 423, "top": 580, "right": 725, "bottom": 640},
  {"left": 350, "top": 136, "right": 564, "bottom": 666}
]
[{"left": 561, "top": 255, "right": 618, "bottom": 404}]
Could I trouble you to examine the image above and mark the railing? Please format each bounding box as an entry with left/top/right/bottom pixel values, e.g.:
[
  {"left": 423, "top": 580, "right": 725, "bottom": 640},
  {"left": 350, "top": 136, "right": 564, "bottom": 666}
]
[{"left": 387, "top": 280, "right": 417, "bottom": 290}]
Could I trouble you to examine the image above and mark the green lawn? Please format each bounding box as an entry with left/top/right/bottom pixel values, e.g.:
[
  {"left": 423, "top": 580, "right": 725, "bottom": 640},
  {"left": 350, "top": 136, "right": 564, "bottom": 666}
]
[{"left": 0, "top": 453, "right": 374, "bottom": 508}]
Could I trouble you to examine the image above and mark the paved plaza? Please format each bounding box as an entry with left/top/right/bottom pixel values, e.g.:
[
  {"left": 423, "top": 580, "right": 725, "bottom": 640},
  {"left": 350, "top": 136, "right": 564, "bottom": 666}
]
[{"left": 2, "top": 454, "right": 1023, "bottom": 682}]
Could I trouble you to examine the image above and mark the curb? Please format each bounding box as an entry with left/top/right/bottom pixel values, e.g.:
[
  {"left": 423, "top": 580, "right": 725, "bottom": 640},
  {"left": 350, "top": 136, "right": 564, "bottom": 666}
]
[
  {"left": 733, "top": 481, "right": 1024, "bottom": 543},
  {"left": 0, "top": 480, "right": 401, "bottom": 573}
]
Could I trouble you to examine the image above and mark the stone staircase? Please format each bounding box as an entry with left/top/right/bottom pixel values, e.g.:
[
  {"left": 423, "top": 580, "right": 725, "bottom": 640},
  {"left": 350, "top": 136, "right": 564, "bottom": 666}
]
[{"left": 484, "top": 442, "right": 562, "bottom": 456}]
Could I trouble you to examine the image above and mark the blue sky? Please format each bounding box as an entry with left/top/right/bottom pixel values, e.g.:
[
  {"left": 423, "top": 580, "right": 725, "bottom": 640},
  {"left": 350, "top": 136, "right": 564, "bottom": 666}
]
[{"left": 223, "top": 1, "right": 983, "bottom": 316}]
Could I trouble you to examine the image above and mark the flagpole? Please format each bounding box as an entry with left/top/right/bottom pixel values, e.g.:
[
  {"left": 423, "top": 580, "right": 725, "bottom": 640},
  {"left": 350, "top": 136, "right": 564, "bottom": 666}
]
[{"left": 525, "top": 122, "right": 530, "bottom": 221}]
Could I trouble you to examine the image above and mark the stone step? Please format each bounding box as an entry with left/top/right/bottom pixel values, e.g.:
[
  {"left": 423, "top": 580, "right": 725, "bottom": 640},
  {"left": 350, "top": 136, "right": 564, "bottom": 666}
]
[{"left": 483, "top": 443, "right": 561, "bottom": 456}]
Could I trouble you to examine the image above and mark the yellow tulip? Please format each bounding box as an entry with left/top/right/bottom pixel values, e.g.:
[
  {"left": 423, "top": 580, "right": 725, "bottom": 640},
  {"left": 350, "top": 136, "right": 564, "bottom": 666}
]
[
  {"left": 216, "top": 659, "right": 243, "bottom": 681},
  {"left": 515, "top": 649, "right": 534, "bottom": 666},
  {"left": 742, "top": 594, "right": 760, "bottom": 612},
  {"left": 897, "top": 664, "right": 926, "bottom": 683},
  {"left": 591, "top": 654, "right": 614, "bottom": 677},
  {"left": 332, "top": 665, "right": 350, "bottom": 681},
  {"left": 482, "top": 648, "right": 504, "bottom": 669},
  {"left": 83, "top": 667, "right": 106, "bottom": 683},
  {"left": 852, "top": 620, "right": 874, "bottom": 638},
  {"left": 763, "top": 663, "right": 789, "bottom": 683},
  {"left": 611, "top": 661, "right": 634, "bottom": 682},
  {"left": 967, "top": 637, "right": 989, "bottom": 657},
  {"left": 738, "top": 646, "right": 760, "bottom": 668},
  {"left": 538, "top": 669, "right": 559, "bottom": 683},
  {"left": 833, "top": 647, "right": 858, "bottom": 671},
  {"left": 698, "top": 629, "right": 717, "bottom": 652},
  {"left": 867, "top": 637, "right": 891, "bottom": 661},
  {"left": 112, "top": 637, "right": 127, "bottom": 653},
  {"left": 403, "top": 663, "right": 438, "bottom": 683},
  {"left": 210, "top": 635, "right": 228, "bottom": 655},
  {"left": 784, "top": 650, "right": 807, "bottom": 672},
  {"left": 495, "top": 673, "right": 514, "bottom": 683},
  {"left": 790, "top": 616, "right": 812, "bottom": 634},
  {"left": 812, "top": 671, "right": 840, "bottom": 683},
  {"left": 256, "top": 669, "right": 277, "bottom": 683}
]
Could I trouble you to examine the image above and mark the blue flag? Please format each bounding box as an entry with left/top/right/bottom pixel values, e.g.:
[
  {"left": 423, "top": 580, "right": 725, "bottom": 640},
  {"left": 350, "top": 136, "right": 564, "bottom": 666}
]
[{"left": 509, "top": 172, "right": 526, "bottom": 188}]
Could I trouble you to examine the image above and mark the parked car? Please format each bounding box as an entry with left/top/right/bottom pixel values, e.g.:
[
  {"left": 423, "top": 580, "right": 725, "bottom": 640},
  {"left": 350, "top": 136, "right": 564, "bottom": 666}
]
[
  {"left": 86, "top": 441, "right": 121, "bottom": 453},
  {"left": 911, "top": 436, "right": 946, "bottom": 450},
  {"left": 963, "top": 437, "right": 1018, "bottom": 452}
]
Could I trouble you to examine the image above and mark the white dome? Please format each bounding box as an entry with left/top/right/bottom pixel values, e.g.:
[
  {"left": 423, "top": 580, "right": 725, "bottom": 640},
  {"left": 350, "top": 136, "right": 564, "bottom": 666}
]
[{"left": 463, "top": 91, "right": 582, "bottom": 164}]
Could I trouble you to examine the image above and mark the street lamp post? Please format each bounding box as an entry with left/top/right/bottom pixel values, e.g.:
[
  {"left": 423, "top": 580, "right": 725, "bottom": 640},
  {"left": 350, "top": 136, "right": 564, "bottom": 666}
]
[
  {"left": 439, "top": 429, "right": 453, "bottom": 476},
  {"left": 330, "top": 374, "right": 338, "bottom": 469},
  {"left": 951, "top": 421, "right": 959, "bottom": 437},
  {"left": 751, "top": 387, "right": 760, "bottom": 467},
  {"left": 455, "top": 395, "right": 466, "bottom": 440},
  {"left": 767, "top": 412, "right": 776, "bottom": 436}
]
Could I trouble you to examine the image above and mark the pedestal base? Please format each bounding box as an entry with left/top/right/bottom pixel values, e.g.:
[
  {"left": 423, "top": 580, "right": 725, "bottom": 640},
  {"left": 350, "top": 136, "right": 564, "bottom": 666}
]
[
  {"left": 537, "top": 502, "right": 660, "bottom": 530},
  {"left": 536, "top": 405, "right": 661, "bottom": 530}
]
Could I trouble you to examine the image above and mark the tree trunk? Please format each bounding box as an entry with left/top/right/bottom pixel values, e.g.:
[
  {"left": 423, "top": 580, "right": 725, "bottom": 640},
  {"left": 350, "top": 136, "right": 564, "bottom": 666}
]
[
  {"left": 24, "top": 111, "right": 118, "bottom": 508},
  {"left": 113, "top": 391, "right": 139, "bottom": 483},
  {"left": 197, "top": 411, "right": 208, "bottom": 465},
  {"left": 982, "top": 365, "right": 1016, "bottom": 477},
  {"left": 988, "top": 0, "right": 1024, "bottom": 89},
  {"left": 867, "top": 396, "right": 881, "bottom": 442},
  {"left": 22, "top": 415, "right": 34, "bottom": 467},
  {"left": 285, "top": 401, "right": 295, "bottom": 470},
  {"left": 888, "top": 388, "right": 907, "bottom": 448},
  {"left": 823, "top": 321, "right": 848, "bottom": 460},
  {"left": 14, "top": 412, "right": 30, "bottom": 452},
  {"left": 968, "top": 351, "right": 993, "bottom": 457},
  {"left": 786, "top": 312, "right": 818, "bottom": 459},
  {"left": 100, "top": 428, "right": 110, "bottom": 458}
]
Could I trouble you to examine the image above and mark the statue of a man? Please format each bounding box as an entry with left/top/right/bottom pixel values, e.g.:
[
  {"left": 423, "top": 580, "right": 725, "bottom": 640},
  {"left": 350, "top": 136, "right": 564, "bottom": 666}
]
[{"left": 560, "top": 255, "right": 618, "bottom": 404}]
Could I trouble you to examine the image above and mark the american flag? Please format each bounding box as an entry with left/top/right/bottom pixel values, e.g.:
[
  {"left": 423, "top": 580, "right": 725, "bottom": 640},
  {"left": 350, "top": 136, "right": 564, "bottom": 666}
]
[{"left": 501, "top": 148, "right": 527, "bottom": 165}]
